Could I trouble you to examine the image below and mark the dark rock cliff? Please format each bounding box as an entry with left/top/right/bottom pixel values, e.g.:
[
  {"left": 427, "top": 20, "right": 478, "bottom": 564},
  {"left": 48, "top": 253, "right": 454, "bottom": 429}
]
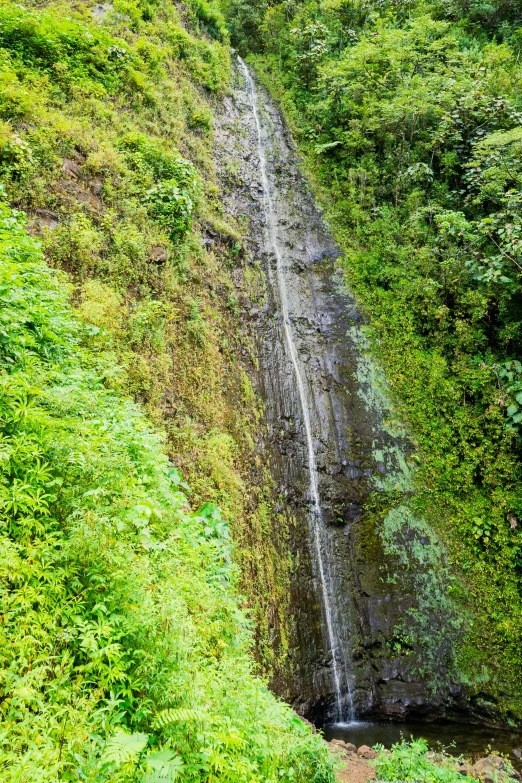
[{"left": 214, "top": 63, "right": 456, "bottom": 724}]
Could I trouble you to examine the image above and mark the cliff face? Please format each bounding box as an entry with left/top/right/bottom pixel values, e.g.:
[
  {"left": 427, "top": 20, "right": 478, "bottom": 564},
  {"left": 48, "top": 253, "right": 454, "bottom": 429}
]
[
  {"left": 4, "top": 0, "right": 515, "bottom": 738},
  {"left": 213, "top": 63, "right": 456, "bottom": 723}
]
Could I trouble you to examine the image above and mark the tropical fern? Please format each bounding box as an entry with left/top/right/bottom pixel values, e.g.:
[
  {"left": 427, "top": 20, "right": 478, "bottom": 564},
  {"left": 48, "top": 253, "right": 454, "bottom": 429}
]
[
  {"left": 153, "top": 707, "right": 207, "bottom": 730},
  {"left": 142, "top": 750, "right": 185, "bottom": 783},
  {"left": 101, "top": 731, "right": 149, "bottom": 767}
]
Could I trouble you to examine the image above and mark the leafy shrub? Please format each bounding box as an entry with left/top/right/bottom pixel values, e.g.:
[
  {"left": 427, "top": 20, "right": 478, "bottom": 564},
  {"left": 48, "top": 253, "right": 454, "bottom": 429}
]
[
  {"left": 185, "top": 297, "right": 207, "bottom": 345},
  {"left": 165, "top": 25, "right": 230, "bottom": 91},
  {"left": 120, "top": 133, "right": 200, "bottom": 240},
  {"left": 0, "top": 121, "right": 33, "bottom": 176},
  {"left": 189, "top": 106, "right": 213, "bottom": 132},
  {"left": 497, "top": 360, "right": 522, "bottom": 432},
  {"left": 144, "top": 179, "right": 195, "bottom": 240},
  {"left": 188, "top": 0, "right": 229, "bottom": 42},
  {"left": 127, "top": 299, "right": 167, "bottom": 351},
  {"left": 43, "top": 213, "right": 104, "bottom": 275},
  {"left": 121, "top": 133, "right": 198, "bottom": 185},
  {"left": 373, "top": 739, "right": 478, "bottom": 783}
]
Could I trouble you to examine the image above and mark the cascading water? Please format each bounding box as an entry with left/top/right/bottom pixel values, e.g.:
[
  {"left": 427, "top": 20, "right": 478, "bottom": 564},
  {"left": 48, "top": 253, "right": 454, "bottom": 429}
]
[
  {"left": 215, "top": 52, "right": 461, "bottom": 727},
  {"left": 238, "top": 56, "right": 355, "bottom": 723}
]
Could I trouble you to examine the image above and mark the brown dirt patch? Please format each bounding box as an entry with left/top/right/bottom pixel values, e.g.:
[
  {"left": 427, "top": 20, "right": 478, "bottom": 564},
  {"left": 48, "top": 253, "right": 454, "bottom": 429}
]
[{"left": 327, "top": 744, "right": 376, "bottom": 783}]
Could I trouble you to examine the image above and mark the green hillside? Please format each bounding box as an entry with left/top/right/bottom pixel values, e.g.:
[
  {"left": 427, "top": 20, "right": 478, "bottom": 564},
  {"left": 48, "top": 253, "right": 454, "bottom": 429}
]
[
  {"left": 3, "top": 0, "right": 522, "bottom": 776},
  {"left": 0, "top": 0, "right": 332, "bottom": 779}
]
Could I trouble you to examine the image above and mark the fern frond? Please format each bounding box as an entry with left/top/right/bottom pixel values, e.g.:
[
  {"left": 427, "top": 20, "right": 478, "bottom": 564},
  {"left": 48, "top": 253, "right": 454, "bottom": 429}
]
[
  {"left": 142, "top": 750, "right": 185, "bottom": 783},
  {"left": 153, "top": 708, "right": 206, "bottom": 730},
  {"left": 102, "top": 731, "right": 149, "bottom": 767}
]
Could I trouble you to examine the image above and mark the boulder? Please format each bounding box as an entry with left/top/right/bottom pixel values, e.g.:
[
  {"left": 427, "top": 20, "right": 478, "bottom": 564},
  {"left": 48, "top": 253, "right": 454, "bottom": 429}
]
[
  {"left": 357, "top": 745, "right": 378, "bottom": 760},
  {"left": 63, "top": 159, "right": 82, "bottom": 179},
  {"left": 34, "top": 209, "right": 59, "bottom": 230},
  {"left": 91, "top": 179, "right": 104, "bottom": 197},
  {"left": 472, "top": 755, "right": 509, "bottom": 783},
  {"left": 327, "top": 740, "right": 346, "bottom": 754},
  {"left": 92, "top": 3, "right": 114, "bottom": 20},
  {"left": 149, "top": 246, "right": 168, "bottom": 264},
  {"left": 329, "top": 739, "right": 357, "bottom": 753}
]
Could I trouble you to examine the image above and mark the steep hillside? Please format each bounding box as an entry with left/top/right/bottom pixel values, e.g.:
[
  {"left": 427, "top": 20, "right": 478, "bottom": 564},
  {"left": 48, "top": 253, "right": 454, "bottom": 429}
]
[
  {"left": 223, "top": 0, "right": 522, "bottom": 721},
  {"left": 0, "top": 0, "right": 333, "bottom": 779}
]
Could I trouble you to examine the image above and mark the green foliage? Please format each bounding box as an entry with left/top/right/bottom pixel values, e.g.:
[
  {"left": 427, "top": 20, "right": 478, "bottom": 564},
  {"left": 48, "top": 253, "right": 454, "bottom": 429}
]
[
  {"left": 434, "top": 0, "right": 522, "bottom": 35},
  {"left": 498, "top": 360, "right": 522, "bottom": 432},
  {"left": 0, "top": 194, "right": 333, "bottom": 780},
  {"left": 154, "top": 708, "right": 206, "bottom": 729},
  {"left": 0, "top": 0, "right": 229, "bottom": 105},
  {"left": 220, "top": 0, "right": 268, "bottom": 53},
  {"left": 142, "top": 750, "right": 185, "bottom": 783},
  {"left": 120, "top": 133, "right": 200, "bottom": 188},
  {"left": 144, "top": 179, "right": 196, "bottom": 240},
  {"left": 373, "top": 739, "right": 478, "bottom": 783},
  {"left": 102, "top": 733, "right": 150, "bottom": 767},
  {"left": 0, "top": 4, "right": 135, "bottom": 94},
  {"left": 187, "top": 0, "right": 229, "bottom": 42},
  {"left": 0, "top": 121, "right": 33, "bottom": 177},
  {"left": 288, "top": 21, "right": 329, "bottom": 86},
  {"left": 166, "top": 25, "right": 230, "bottom": 91}
]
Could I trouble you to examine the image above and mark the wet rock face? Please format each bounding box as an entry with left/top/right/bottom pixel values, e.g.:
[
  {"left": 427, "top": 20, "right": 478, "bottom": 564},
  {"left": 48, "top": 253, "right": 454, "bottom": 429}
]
[{"left": 214, "top": 64, "right": 442, "bottom": 722}]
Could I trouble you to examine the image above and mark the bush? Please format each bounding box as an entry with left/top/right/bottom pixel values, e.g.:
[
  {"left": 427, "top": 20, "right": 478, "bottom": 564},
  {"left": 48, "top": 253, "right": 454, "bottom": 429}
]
[
  {"left": 189, "top": 0, "right": 229, "bottom": 42},
  {"left": 144, "top": 179, "right": 196, "bottom": 240},
  {"left": 374, "top": 739, "right": 477, "bottom": 783},
  {"left": 120, "top": 132, "right": 200, "bottom": 240}
]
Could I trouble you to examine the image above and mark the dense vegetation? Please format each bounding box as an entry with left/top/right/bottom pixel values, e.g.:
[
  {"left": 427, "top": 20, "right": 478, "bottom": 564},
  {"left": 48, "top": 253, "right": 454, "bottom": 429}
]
[
  {"left": 0, "top": 0, "right": 297, "bottom": 683},
  {"left": 374, "top": 739, "right": 475, "bottom": 783},
  {"left": 0, "top": 0, "right": 333, "bottom": 780},
  {"left": 3, "top": 0, "right": 522, "bottom": 772},
  {"left": 222, "top": 0, "right": 522, "bottom": 719},
  {"left": 0, "top": 198, "right": 332, "bottom": 780},
  {"left": 374, "top": 738, "right": 516, "bottom": 783}
]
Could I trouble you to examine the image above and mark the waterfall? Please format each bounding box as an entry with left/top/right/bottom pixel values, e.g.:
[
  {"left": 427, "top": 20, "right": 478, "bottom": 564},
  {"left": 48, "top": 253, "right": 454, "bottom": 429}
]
[{"left": 238, "top": 56, "right": 355, "bottom": 723}]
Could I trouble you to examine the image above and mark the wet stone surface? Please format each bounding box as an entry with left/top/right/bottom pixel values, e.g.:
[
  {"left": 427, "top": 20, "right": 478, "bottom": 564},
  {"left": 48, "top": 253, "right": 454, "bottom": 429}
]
[{"left": 213, "top": 63, "right": 444, "bottom": 723}]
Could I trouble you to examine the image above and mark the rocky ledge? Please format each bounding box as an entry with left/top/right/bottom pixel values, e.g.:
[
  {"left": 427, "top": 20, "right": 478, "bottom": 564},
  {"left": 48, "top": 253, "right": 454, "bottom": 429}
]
[{"left": 326, "top": 740, "right": 522, "bottom": 783}]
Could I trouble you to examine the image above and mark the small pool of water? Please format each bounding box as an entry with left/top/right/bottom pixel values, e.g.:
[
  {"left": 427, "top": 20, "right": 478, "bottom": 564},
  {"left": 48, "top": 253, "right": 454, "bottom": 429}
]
[{"left": 323, "top": 720, "right": 522, "bottom": 769}]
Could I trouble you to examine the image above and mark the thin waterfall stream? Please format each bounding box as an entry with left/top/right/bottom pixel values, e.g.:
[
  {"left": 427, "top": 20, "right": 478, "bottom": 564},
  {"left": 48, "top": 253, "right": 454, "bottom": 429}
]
[
  {"left": 213, "top": 54, "right": 522, "bottom": 765},
  {"left": 215, "top": 57, "right": 444, "bottom": 725},
  {"left": 238, "top": 57, "right": 354, "bottom": 723}
]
